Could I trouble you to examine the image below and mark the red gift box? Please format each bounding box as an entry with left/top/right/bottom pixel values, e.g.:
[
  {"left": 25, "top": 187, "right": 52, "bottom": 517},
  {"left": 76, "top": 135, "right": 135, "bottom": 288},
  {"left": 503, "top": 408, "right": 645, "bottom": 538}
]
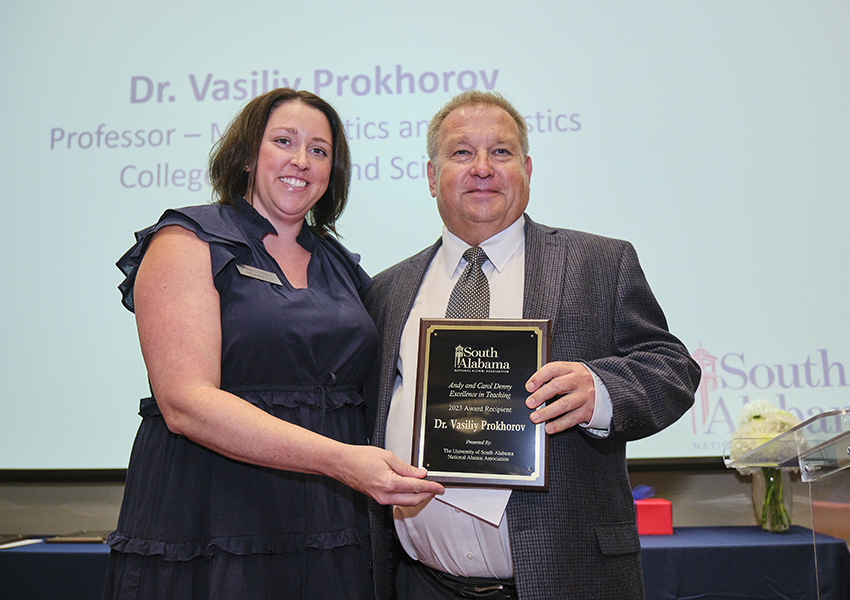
[{"left": 634, "top": 498, "right": 672, "bottom": 535}]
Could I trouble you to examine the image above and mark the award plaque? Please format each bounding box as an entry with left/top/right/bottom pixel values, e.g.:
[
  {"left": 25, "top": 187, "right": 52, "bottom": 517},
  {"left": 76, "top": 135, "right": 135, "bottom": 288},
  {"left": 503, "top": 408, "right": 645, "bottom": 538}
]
[{"left": 412, "top": 319, "right": 551, "bottom": 489}]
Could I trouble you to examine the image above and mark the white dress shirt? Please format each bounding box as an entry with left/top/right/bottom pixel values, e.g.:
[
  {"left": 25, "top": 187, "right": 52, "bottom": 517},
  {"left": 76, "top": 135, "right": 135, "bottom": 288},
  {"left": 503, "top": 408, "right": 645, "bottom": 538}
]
[{"left": 386, "top": 216, "right": 612, "bottom": 578}]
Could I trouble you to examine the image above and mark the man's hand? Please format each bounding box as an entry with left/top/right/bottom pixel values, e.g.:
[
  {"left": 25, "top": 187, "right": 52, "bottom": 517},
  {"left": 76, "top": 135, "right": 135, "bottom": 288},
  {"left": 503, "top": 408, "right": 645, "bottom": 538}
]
[{"left": 525, "top": 361, "right": 596, "bottom": 434}]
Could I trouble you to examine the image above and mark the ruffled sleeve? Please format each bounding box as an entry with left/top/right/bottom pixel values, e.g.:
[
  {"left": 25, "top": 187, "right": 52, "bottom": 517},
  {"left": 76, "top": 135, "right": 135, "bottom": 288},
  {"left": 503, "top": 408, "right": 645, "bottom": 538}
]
[{"left": 116, "top": 203, "right": 261, "bottom": 313}]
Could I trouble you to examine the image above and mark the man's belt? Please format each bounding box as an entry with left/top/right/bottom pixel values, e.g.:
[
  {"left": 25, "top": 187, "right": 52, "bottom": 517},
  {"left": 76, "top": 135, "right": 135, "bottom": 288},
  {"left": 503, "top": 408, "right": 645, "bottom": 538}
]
[{"left": 421, "top": 563, "right": 517, "bottom": 600}]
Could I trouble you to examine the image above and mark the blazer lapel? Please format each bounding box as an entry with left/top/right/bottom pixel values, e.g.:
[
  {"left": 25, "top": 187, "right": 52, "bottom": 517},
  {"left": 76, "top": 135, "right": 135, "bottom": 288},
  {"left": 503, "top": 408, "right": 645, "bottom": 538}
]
[
  {"left": 523, "top": 215, "right": 567, "bottom": 322},
  {"left": 373, "top": 241, "right": 441, "bottom": 447}
]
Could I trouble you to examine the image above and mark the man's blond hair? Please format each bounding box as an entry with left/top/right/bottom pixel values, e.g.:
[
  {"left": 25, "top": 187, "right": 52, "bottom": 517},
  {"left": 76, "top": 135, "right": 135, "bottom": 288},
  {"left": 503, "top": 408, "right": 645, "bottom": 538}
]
[{"left": 426, "top": 91, "right": 529, "bottom": 161}]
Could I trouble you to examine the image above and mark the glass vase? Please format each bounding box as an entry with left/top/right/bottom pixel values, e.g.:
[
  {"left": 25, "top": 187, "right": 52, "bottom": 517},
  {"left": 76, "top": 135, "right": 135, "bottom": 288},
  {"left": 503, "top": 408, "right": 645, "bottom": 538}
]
[{"left": 751, "top": 467, "right": 792, "bottom": 532}]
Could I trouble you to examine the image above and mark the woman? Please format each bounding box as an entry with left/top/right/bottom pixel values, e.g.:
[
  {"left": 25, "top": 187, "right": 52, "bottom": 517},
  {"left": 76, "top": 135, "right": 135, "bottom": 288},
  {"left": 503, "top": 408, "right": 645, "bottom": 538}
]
[{"left": 105, "top": 88, "right": 442, "bottom": 600}]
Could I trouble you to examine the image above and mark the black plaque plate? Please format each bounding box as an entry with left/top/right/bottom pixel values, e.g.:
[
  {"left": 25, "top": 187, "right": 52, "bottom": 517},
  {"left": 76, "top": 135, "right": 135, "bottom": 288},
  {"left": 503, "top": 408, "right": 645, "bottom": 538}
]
[{"left": 412, "top": 319, "right": 550, "bottom": 489}]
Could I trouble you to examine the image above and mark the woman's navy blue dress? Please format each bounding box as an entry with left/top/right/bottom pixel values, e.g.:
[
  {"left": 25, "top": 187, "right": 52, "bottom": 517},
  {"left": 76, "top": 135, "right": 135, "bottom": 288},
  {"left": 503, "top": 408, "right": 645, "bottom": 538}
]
[{"left": 104, "top": 197, "right": 378, "bottom": 600}]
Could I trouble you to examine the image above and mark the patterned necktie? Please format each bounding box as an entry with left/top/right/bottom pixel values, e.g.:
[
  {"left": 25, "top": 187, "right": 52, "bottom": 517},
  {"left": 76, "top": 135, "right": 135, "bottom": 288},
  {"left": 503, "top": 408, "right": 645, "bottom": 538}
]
[{"left": 445, "top": 246, "right": 490, "bottom": 319}]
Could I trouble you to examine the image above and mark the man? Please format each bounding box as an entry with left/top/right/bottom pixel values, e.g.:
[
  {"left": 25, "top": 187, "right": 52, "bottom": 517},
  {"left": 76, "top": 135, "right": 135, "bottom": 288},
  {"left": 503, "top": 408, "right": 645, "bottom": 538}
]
[{"left": 365, "top": 91, "right": 700, "bottom": 600}]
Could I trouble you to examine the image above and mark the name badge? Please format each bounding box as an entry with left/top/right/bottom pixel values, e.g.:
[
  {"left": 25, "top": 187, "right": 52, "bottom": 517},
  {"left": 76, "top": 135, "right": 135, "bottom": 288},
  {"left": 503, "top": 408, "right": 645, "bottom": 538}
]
[{"left": 236, "top": 264, "right": 282, "bottom": 286}]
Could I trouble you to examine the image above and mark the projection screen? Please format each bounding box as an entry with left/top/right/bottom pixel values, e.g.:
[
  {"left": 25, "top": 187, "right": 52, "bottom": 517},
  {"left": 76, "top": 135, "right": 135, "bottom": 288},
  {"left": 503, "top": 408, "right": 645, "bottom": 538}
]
[{"left": 1, "top": 0, "right": 848, "bottom": 469}]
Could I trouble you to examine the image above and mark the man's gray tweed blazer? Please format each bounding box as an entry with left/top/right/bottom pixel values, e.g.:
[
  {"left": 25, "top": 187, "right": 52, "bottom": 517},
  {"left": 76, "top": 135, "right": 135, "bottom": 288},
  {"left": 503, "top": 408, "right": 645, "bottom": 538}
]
[{"left": 364, "top": 215, "right": 701, "bottom": 600}]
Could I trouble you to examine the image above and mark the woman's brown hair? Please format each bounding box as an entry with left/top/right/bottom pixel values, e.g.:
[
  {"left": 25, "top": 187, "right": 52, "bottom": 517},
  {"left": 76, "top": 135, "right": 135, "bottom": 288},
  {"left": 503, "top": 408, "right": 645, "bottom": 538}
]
[{"left": 209, "top": 88, "right": 351, "bottom": 237}]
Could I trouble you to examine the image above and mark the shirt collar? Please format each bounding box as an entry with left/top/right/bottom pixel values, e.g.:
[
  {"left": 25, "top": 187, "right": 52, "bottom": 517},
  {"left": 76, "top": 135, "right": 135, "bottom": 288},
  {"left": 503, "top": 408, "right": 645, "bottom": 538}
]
[
  {"left": 233, "top": 194, "right": 316, "bottom": 251},
  {"left": 233, "top": 194, "right": 277, "bottom": 239},
  {"left": 439, "top": 215, "right": 525, "bottom": 278}
]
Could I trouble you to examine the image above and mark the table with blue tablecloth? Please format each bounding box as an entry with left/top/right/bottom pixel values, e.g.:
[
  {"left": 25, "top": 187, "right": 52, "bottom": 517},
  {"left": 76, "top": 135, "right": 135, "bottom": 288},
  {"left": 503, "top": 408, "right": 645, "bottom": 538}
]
[
  {"left": 640, "top": 526, "right": 850, "bottom": 600},
  {"left": 1, "top": 526, "right": 849, "bottom": 600},
  {"left": 0, "top": 538, "right": 111, "bottom": 600}
]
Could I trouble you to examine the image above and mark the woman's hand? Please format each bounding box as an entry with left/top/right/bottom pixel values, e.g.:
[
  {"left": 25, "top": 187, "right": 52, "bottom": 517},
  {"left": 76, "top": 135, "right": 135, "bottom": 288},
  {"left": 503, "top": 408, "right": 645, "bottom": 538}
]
[{"left": 331, "top": 445, "right": 444, "bottom": 506}]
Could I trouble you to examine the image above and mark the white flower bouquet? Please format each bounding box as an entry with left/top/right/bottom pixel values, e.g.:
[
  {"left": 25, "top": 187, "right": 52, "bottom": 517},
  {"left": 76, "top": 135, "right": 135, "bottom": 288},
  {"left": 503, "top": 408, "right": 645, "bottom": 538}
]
[
  {"left": 729, "top": 399, "right": 801, "bottom": 466},
  {"left": 729, "top": 399, "right": 801, "bottom": 532}
]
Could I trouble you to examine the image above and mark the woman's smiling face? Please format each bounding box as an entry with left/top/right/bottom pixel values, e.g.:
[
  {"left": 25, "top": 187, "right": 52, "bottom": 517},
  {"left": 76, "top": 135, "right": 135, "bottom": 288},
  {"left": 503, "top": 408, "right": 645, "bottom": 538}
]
[{"left": 250, "top": 100, "right": 333, "bottom": 231}]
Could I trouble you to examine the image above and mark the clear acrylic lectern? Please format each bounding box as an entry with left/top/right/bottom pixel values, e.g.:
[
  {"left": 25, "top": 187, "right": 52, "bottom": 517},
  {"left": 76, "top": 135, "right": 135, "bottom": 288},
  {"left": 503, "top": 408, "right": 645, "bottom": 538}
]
[{"left": 725, "top": 409, "right": 850, "bottom": 600}]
